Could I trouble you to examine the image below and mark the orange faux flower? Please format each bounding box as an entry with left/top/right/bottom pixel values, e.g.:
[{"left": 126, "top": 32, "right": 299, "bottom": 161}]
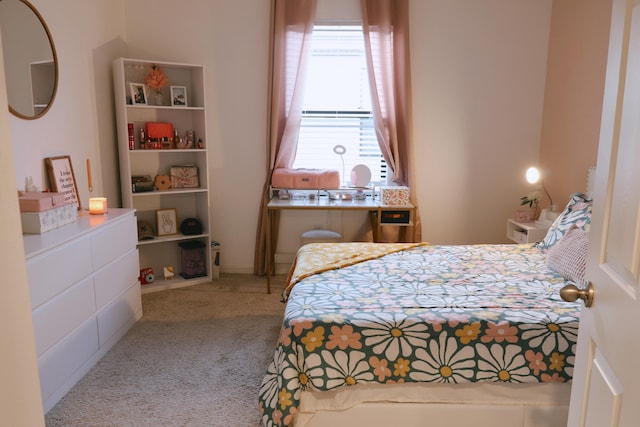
[{"left": 145, "top": 64, "right": 169, "bottom": 90}]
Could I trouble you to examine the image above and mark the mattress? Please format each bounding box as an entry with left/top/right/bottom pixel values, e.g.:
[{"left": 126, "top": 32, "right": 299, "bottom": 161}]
[{"left": 259, "top": 243, "right": 581, "bottom": 427}]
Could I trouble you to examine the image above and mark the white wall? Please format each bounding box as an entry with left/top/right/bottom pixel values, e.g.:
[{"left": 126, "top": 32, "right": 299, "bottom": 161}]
[
  {"left": 121, "top": 0, "right": 271, "bottom": 273},
  {"left": 539, "top": 0, "right": 609, "bottom": 206},
  {"left": 9, "top": 0, "right": 126, "bottom": 208},
  {"left": 8, "top": 0, "right": 552, "bottom": 275},
  {"left": 411, "top": 0, "right": 552, "bottom": 244}
]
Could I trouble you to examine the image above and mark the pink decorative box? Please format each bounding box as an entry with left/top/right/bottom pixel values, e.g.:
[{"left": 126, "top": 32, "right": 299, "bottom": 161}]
[
  {"left": 513, "top": 210, "right": 531, "bottom": 222},
  {"left": 271, "top": 168, "right": 340, "bottom": 189},
  {"left": 18, "top": 192, "right": 67, "bottom": 212},
  {"left": 170, "top": 165, "right": 199, "bottom": 188},
  {"left": 380, "top": 186, "right": 410, "bottom": 206}
]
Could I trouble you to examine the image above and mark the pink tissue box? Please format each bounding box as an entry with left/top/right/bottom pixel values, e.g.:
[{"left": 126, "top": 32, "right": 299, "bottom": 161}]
[{"left": 380, "top": 186, "right": 410, "bottom": 206}]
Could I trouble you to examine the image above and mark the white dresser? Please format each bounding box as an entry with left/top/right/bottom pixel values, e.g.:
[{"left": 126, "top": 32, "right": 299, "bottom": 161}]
[{"left": 23, "top": 208, "right": 142, "bottom": 412}]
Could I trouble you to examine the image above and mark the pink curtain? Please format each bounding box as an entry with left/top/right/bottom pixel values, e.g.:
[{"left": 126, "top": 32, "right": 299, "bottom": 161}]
[
  {"left": 254, "top": 0, "right": 316, "bottom": 275},
  {"left": 362, "top": 0, "right": 422, "bottom": 242}
]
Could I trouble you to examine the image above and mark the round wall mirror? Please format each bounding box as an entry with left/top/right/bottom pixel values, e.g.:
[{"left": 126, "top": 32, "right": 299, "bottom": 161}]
[{"left": 0, "top": 0, "right": 58, "bottom": 119}]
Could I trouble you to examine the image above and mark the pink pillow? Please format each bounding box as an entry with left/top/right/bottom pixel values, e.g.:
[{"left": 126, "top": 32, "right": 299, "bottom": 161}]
[{"left": 546, "top": 225, "right": 589, "bottom": 286}]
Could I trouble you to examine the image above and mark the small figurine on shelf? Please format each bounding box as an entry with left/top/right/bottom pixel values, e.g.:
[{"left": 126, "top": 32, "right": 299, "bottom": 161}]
[{"left": 163, "top": 266, "right": 175, "bottom": 280}]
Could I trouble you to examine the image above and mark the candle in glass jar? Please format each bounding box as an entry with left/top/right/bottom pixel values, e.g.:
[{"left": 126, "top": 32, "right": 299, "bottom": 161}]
[{"left": 89, "top": 197, "right": 107, "bottom": 215}]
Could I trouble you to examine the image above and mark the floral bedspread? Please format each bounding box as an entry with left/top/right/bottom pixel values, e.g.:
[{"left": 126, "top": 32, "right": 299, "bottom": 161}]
[{"left": 259, "top": 243, "right": 581, "bottom": 427}]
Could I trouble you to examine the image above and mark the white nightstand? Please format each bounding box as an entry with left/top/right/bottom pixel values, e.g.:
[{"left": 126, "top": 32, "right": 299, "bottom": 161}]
[{"left": 506, "top": 219, "right": 550, "bottom": 244}]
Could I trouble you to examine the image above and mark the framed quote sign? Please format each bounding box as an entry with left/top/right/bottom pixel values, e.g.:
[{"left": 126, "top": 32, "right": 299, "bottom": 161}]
[{"left": 45, "top": 155, "right": 81, "bottom": 209}]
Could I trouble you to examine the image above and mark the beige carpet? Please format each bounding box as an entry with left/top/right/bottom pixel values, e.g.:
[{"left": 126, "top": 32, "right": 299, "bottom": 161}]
[{"left": 45, "top": 274, "right": 286, "bottom": 427}]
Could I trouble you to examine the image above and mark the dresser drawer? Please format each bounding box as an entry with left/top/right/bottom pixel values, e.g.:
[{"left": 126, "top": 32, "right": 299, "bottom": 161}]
[
  {"left": 94, "top": 250, "right": 139, "bottom": 310},
  {"left": 91, "top": 215, "right": 137, "bottom": 270},
  {"left": 37, "top": 318, "right": 99, "bottom": 407},
  {"left": 97, "top": 282, "right": 142, "bottom": 347},
  {"left": 32, "top": 277, "right": 96, "bottom": 356},
  {"left": 27, "top": 239, "right": 93, "bottom": 309}
]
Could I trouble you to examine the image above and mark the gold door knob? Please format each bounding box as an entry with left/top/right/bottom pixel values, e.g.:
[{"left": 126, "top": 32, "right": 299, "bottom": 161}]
[{"left": 560, "top": 282, "right": 594, "bottom": 307}]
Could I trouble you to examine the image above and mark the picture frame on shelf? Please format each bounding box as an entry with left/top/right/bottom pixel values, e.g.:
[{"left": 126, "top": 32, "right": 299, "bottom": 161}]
[
  {"left": 130, "top": 82, "right": 147, "bottom": 105},
  {"left": 156, "top": 208, "right": 178, "bottom": 236},
  {"left": 44, "top": 155, "right": 81, "bottom": 209},
  {"left": 170, "top": 85, "right": 187, "bottom": 106}
]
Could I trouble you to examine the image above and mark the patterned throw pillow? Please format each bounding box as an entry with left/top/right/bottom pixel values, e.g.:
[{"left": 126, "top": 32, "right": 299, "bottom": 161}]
[
  {"left": 535, "top": 192, "right": 592, "bottom": 252},
  {"left": 546, "top": 225, "right": 589, "bottom": 286}
]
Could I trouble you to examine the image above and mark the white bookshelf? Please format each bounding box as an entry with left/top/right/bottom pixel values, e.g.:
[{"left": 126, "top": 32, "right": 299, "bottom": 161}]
[{"left": 113, "top": 57, "right": 211, "bottom": 293}]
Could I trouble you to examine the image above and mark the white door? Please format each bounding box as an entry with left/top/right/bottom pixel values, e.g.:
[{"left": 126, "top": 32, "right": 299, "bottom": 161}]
[{"left": 566, "top": 0, "right": 640, "bottom": 425}]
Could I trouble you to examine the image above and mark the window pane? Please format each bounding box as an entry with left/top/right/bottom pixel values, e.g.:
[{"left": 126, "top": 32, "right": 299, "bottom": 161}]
[{"left": 293, "top": 25, "right": 386, "bottom": 186}]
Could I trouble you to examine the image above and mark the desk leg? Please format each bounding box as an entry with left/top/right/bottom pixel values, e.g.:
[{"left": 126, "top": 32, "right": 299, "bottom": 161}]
[
  {"left": 266, "top": 207, "right": 272, "bottom": 294},
  {"left": 369, "top": 210, "right": 379, "bottom": 242}
]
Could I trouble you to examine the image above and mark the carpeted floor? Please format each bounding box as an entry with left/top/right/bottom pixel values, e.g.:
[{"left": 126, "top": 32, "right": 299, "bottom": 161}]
[{"left": 44, "top": 274, "right": 286, "bottom": 427}]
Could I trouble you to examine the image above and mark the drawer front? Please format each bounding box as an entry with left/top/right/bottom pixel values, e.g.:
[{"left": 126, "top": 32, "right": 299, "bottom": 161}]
[
  {"left": 513, "top": 230, "right": 528, "bottom": 244},
  {"left": 91, "top": 215, "right": 137, "bottom": 270},
  {"left": 38, "top": 317, "right": 99, "bottom": 411},
  {"left": 379, "top": 210, "right": 411, "bottom": 224},
  {"left": 27, "top": 238, "right": 93, "bottom": 309},
  {"left": 32, "top": 277, "right": 96, "bottom": 356},
  {"left": 97, "top": 282, "right": 142, "bottom": 347},
  {"left": 94, "top": 249, "right": 139, "bottom": 310}
]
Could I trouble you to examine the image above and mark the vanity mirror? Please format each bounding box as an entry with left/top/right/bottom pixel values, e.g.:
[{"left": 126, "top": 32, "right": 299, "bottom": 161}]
[
  {"left": 0, "top": 0, "right": 58, "bottom": 119},
  {"left": 350, "top": 164, "right": 372, "bottom": 187}
]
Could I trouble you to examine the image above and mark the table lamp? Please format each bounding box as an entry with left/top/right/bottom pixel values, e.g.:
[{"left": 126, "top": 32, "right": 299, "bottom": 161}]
[{"left": 526, "top": 167, "right": 557, "bottom": 225}]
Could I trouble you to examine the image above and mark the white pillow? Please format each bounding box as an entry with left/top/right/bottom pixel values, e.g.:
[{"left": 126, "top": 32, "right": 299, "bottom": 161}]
[{"left": 546, "top": 225, "right": 589, "bottom": 286}]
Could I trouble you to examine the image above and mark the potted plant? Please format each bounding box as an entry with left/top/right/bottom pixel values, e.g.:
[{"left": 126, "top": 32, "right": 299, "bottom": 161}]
[{"left": 520, "top": 190, "right": 542, "bottom": 221}]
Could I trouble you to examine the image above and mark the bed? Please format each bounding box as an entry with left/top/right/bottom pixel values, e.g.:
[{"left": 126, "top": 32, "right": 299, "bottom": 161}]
[{"left": 259, "top": 193, "right": 592, "bottom": 427}]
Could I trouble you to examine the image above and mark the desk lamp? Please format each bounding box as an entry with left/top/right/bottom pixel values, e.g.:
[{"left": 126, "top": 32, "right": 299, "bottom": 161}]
[{"left": 526, "top": 167, "right": 558, "bottom": 225}]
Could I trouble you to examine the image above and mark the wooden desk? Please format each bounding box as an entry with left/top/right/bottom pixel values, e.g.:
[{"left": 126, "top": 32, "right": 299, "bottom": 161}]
[{"left": 265, "top": 196, "right": 414, "bottom": 292}]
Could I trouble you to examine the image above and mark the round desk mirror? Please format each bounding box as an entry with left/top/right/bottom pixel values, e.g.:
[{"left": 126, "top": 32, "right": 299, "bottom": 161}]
[
  {"left": 350, "top": 164, "right": 372, "bottom": 187},
  {"left": 0, "top": 0, "right": 59, "bottom": 119}
]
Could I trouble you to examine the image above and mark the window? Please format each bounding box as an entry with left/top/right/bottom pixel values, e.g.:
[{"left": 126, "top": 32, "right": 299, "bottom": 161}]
[{"left": 292, "top": 25, "right": 387, "bottom": 186}]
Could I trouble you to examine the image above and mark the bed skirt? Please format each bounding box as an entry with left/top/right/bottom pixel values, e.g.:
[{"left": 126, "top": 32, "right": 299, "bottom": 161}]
[{"left": 295, "top": 382, "right": 571, "bottom": 427}]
